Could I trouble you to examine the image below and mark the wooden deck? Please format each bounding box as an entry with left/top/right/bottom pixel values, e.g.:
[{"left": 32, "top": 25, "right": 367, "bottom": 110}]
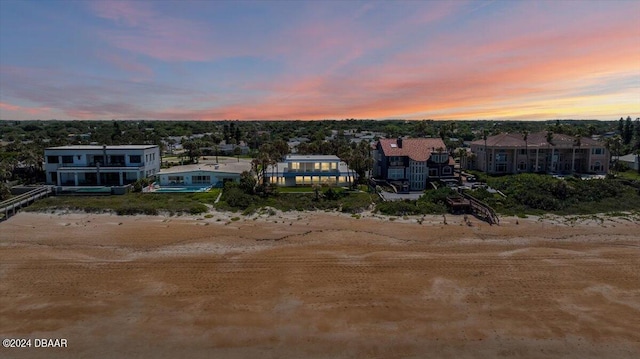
[{"left": 0, "top": 186, "right": 53, "bottom": 221}]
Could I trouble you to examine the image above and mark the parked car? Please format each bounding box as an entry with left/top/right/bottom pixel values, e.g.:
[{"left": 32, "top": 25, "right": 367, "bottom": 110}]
[{"left": 466, "top": 175, "right": 476, "bottom": 182}]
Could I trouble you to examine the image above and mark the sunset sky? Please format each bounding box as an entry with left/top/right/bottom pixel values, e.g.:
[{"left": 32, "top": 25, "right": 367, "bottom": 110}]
[{"left": 1, "top": 0, "right": 638, "bottom": 121}]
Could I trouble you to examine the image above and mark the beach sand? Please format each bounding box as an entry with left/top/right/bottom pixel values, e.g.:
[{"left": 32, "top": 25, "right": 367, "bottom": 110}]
[{"left": 1, "top": 211, "right": 639, "bottom": 358}]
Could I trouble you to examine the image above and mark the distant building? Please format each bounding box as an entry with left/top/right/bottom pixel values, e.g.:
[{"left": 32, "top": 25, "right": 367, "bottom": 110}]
[
  {"left": 469, "top": 132, "right": 609, "bottom": 174},
  {"left": 618, "top": 153, "right": 640, "bottom": 171},
  {"left": 266, "top": 155, "right": 355, "bottom": 187},
  {"left": 373, "top": 137, "right": 454, "bottom": 192},
  {"left": 45, "top": 145, "right": 160, "bottom": 186}
]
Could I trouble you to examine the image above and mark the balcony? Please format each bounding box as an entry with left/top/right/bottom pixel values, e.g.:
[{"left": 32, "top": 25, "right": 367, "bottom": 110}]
[{"left": 55, "top": 162, "right": 146, "bottom": 168}]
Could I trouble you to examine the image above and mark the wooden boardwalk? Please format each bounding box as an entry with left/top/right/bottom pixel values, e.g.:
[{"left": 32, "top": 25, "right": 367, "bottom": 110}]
[
  {"left": 0, "top": 186, "right": 53, "bottom": 221},
  {"left": 460, "top": 191, "right": 500, "bottom": 225}
]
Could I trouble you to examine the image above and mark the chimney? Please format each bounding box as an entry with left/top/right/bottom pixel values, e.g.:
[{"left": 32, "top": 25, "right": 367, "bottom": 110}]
[{"left": 397, "top": 137, "right": 402, "bottom": 148}]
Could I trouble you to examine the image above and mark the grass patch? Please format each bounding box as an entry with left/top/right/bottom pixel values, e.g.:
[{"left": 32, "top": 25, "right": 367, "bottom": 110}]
[
  {"left": 616, "top": 170, "right": 640, "bottom": 181},
  {"left": 479, "top": 173, "right": 640, "bottom": 215},
  {"left": 216, "top": 189, "right": 374, "bottom": 214},
  {"left": 27, "top": 192, "right": 208, "bottom": 216}
]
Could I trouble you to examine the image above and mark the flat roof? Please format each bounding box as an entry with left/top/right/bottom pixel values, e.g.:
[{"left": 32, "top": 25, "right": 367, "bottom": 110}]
[
  {"left": 46, "top": 145, "right": 158, "bottom": 150},
  {"left": 159, "top": 162, "right": 251, "bottom": 175},
  {"left": 285, "top": 155, "right": 341, "bottom": 162}
]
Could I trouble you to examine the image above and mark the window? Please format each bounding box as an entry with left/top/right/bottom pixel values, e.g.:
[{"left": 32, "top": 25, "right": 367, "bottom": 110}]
[
  {"left": 519, "top": 149, "right": 527, "bottom": 155},
  {"left": 62, "top": 156, "right": 73, "bottom": 164},
  {"left": 168, "top": 176, "right": 184, "bottom": 184},
  {"left": 518, "top": 162, "right": 527, "bottom": 171},
  {"left": 496, "top": 164, "right": 507, "bottom": 172},
  {"left": 111, "top": 155, "right": 125, "bottom": 165},
  {"left": 129, "top": 155, "right": 141, "bottom": 163},
  {"left": 591, "top": 148, "right": 604, "bottom": 155},
  {"left": 192, "top": 175, "right": 211, "bottom": 184},
  {"left": 495, "top": 153, "right": 507, "bottom": 162},
  {"left": 591, "top": 162, "right": 602, "bottom": 172},
  {"left": 442, "top": 166, "right": 452, "bottom": 175},
  {"left": 47, "top": 156, "right": 59, "bottom": 164},
  {"left": 388, "top": 168, "right": 404, "bottom": 180},
  {"left": 291, "top": 162, "right": 300, "bottom": 170},
  {"left": 429, "top": 168, "right": 438, "bottom": 177}
]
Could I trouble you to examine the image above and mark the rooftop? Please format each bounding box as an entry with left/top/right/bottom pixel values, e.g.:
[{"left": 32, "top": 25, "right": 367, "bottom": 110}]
[
  {"left": 378, "top": 138, "right": 447, "bottom": 161},
  {"left": 159, "top": 161, "right": 251, "bottom": 175},
  {"left": 285, "top": 155, "right": 341, "bottom": 162},
  {"left": 46, "top": 145, "right": 157, "bottom": 150},
  {"left": 470, "top": 132, "right": 602, "bottom": 148}
]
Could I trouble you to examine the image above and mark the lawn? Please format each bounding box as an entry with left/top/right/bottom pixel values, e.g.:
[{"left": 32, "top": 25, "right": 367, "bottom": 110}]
[
  {"left": 27, "top": 192, "right": 210, "bottom": 215},
  {"left": 616, "top": 170, "right": 640, "bottom": 181}
]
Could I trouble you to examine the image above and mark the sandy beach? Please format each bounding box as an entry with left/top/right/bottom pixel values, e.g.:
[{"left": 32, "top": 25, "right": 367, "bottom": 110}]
[{"left": 1, "top": 210, "right": 639, "bottom": 358}]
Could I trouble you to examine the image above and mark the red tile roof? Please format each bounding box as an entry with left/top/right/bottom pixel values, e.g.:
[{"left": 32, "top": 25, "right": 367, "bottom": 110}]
[
  {"left": 469, "top": 132, "right": 602, "bottom": 148},
  {"left": 378, "top": 138, "right": 447, "bottom": 161}
]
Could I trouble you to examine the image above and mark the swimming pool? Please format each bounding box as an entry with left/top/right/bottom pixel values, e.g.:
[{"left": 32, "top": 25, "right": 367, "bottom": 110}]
[{"left": 152, "top": 186, "right": 212, "bottom": 193}]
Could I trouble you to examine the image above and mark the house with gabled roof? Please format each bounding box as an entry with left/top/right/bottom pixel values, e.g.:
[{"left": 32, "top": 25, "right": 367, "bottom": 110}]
[
  {"left": 469, "top": 132, "right": 609, "bottom": 175},
  {"left": 373, "top": 137, "right": 454, "bottom": 192}
]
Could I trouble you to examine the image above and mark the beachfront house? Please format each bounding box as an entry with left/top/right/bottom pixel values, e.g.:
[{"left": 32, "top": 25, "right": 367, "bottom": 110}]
[
  {"left": 156, "top": 161, "right": 251, "bottom": 188},
  {"left": 44, "top": 145, "right": 160, "bottom": 186},
  {"left": 469, "top": 132, "right": 609, "bottom": 175},
  {"left": 265, "top": 155, "right": 355, "bottom": 187},
  {"left": 373, "top": 137, "right": 454, "bottom": 192}
]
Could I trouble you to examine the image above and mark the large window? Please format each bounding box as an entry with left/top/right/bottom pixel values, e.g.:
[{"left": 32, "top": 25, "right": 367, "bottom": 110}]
[
  {"left": 129, "top": 155, "right": 141, "bottom": 163},
  {"left": 591, "top": 148, "right": 604, "bottom": 155},
  {"left": 388, "top": 168, "right": 404, "bottom": 180},
  {"left": 167, "top": 176, "right": 184, "bottom": 184},
  {"left": 192, "top": 175, "right": 211, "bottom": 184},
  {"left": 47, "top": 156, "right": 59, "bottom": 164},
  {"left": 61, "top": 156, "right": 73, "bottom": 164},
  {"left": 518, "top": 162, "right": 527, "bottom": 171},
  {"left": 111, "top": 155, "right": 125, "bottom": 165}
]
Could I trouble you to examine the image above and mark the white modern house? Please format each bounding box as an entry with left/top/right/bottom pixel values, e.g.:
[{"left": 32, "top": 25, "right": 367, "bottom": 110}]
[
  {"left": 156, "top": 161, "right": 251, "bottom": 188},
  {"left": 265, "top": 155, "right": 355, "bottom": 187},
  {"left": 44, "top": 145, "right": 160, "bottom": 186}
]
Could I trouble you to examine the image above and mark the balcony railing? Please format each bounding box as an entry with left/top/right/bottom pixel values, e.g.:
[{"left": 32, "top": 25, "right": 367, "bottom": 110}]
[{"left": 54, "top": 162, "right": 146, "bottom": 168}]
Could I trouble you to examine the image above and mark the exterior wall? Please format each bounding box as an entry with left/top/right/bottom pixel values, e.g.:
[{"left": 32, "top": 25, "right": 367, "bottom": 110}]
[
  {"left": 158, "top": 170, "right": 239, "bottom": 187},
  {"left": 470, "top": 145, "right": 609, "bottom": 175}
]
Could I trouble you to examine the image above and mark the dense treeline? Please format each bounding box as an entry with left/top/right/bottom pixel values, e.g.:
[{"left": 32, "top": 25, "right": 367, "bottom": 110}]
[{"left": 1, "top": 118, "right": 635, "bottom": 145}]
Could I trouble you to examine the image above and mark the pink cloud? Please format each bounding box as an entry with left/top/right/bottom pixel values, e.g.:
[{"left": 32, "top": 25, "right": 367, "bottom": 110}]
[
  {"left": 0, "top": 102, "right": 50, "bottom": 116},
  {"left": 90, "top": 1, "right": 216, "bottom": 62},
  {"left": 99, "top": 51, "right": 153, "bottom": 79}
]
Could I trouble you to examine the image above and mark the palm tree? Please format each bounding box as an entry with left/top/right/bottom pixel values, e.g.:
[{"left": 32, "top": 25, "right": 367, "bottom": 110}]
[
  {"left": 483, "top": 129, "right": 489, "bottom": 173},
  {"left": 572, "top": 134, "right": 582, "bottom": 174},
  {"left": 546, "top": 131, "right": 554, "bottom": 172},
  {"left": 522, "top": 130, "right": 529, "bottom": 172}
]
